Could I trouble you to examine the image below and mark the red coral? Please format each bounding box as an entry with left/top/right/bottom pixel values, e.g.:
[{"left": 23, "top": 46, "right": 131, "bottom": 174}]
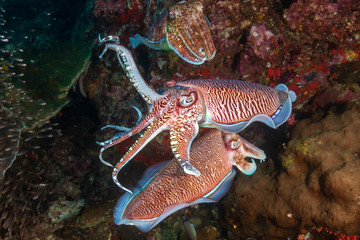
[
  {"left": 93, "top": 0, "right": 145, "bottom": 25},
  {"left": 94, "top": 0, "right": 125, "bottom": 17}
]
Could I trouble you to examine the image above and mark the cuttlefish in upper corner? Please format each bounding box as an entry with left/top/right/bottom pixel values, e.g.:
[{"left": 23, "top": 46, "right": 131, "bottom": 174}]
[
  {"left": 130, "top": 0, "right": 216, "bottom": 65},
  {"left": 114, "top": 129, "right": 266, "bottom": 232}
]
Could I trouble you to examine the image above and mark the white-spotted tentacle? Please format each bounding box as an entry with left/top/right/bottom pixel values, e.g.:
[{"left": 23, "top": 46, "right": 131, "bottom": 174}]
[
  {"left": 98, "top": 33, "right": 120, "bottom": 44},
  {"left": 98, "top": 41, "right": 162, "bottom": 104}
]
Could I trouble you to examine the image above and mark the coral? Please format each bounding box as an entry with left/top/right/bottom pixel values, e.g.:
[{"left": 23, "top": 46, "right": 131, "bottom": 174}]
[
  {"left": 94, "top": 0, "right": 360, "bottom": 115},
  {"left": 0, "top": 0, "right": 94, "bottom": 178},
  {"left": 0, "top": 136, "right": 74, "bottom": 239},
  {"left": 21, "top": 42, "right": 93, "bottom": 127},
  {"left": 0, "top": 108, "right": 103, "bottom": 239},
  {"left": 94, "top": 0, "right": 127, "bottom": 17},
  {"left": 223, "top": 105, "right": 360, "bottom": 239},
  {"left": 248, "top": 24, "right": 281, "bottom": 61},
  {"left": 284, "top": 0, "right": 357, "bottom": 42},
  {"left": 48, "top": 199, "right": 84, "bottom": 223},
  {"left": 93, "top": 0, "right": 145, "bottom": 28},
  {"left": 205, "top": 0, "right": 245, "bottom": 52},
  {"left": 0, "top": 0, "right": 99, "bottom": 238}
]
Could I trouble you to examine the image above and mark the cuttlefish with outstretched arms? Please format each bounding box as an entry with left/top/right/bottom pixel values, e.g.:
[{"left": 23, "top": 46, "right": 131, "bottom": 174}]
[
  {"left": 114, "top": 129, "right": 266, "bottom": 232},
  {"left": 97, "top": 37, "right": 296, "bottom": 194}
]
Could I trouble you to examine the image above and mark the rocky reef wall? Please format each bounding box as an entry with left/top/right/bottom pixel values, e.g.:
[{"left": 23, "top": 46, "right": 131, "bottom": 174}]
[{"left": 225, "top": 105, "right": 360, "bottom": 239}]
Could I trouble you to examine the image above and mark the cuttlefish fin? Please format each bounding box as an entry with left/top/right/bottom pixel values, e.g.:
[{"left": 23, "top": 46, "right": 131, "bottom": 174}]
[
  {"left": 170, "top": 121, "right": 200, "bottom": 176},
  {"left": 114, "top": 160, "right": 169, "bottom": 229},
  {"left": 271, "top": 84, "right": 297, "bottom": 128},
  {"left": 130, "top": 34, "right": 170, "bottom": 50},
  {"left": 202, "top": 169, "right": 236, "bottom": 201},
  {"left": 232, "top": 137, "right": 266, "bottom": 175},
  {"left": 210, "top": 113, "right": 277, "bottom": 134}
]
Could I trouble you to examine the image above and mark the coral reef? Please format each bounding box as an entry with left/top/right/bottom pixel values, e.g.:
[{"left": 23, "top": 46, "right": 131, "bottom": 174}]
[
  {"left": 87, "top": 0, "right": 360, "bottom": 238},
  {"left": 223, "top": 105, "right": 360, "bottom": 239},
  {"left": 0, "top": 0, "right": 359, "bottom": 238},
  {"left": 0, "top": 0, "right": 94, "bottom": 178},
  {"left": 92, "top": 0, "right": 360, "bottom": 114},
  {"left": 0, "top": 0, "right": 97, "bottom": 238}
]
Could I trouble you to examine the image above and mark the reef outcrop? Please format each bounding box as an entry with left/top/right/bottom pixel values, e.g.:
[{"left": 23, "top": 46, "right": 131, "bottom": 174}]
[{"left": 225, "top": 105, "right": 360, "bottom": 239}]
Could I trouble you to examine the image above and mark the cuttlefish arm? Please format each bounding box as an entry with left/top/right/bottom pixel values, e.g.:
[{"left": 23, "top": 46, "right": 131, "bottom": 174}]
[
  {"left": 111, "top": 91, "right": 178, "bottom": 193},
  {"left": 97, "top": 106, "right": 143, "bottom": 167},
  {"left": 112, "top": 113, "right": 171, "bottom": 194},
  {"left": 170, "top": 119, "right": 200, "bottom": 176},
  {"left": 99, "top": 39, "right": 161, "bottom": 104},
  {"left": 97, "top": 37, "right": 165, "bottom": 167},
  {"left": 97, "top": 110, "right": 155, "bottom": 167},
  {"left": 98, "top": 38, "right": 203, "bottom": 191},
  {"left": 169, "top": 92, "right": 204, "bottom": 176}
]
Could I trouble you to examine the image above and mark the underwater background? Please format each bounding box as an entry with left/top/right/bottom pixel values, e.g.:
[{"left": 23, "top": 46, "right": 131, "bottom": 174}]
[{"left": 0, "top": 0, "right": 359, "bottom": 239}]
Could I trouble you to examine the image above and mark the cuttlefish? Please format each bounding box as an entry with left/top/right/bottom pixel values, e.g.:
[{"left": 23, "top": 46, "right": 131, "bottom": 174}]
[
  {"left": 114, "top": 129, "right": 266, "bottom": 232},
  {"left": 97, "top": 39, "right": 296, "bottom": 194},
  {"left": 130, "top": 0, "right": 216, "bottom": 65}
]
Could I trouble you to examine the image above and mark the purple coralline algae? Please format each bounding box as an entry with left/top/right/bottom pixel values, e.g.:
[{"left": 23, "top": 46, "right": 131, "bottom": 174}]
[{"left": 248, "top": 24, "right": 281, "bottom": 60}]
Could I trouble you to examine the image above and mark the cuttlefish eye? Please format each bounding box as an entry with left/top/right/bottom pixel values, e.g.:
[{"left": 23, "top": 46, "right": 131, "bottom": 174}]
[
  {"left": 179, "top": 92, "right": 196, "bottom": 107},
  {"left": 230, "top": 140, "right": 241, "bottom": 149},
  {"left": 168, "top": 11, "right": 175, "bottom": 19}
]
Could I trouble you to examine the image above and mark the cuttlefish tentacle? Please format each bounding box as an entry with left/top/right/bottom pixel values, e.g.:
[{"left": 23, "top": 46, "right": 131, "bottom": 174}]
[
  {"left": 222, "top": 132, "right": 266, "bottom": 175},
  {"left": 98, "top": 105, "right": 142, "bottom": 145},
  {"left": 97, "top": 106, "right": 143, "bottom": 167},
  {"left": 97, "top": 114, "right": 152, "bottom": 167},
  {"left": 99, "top": 41, "right": 161, "bottom": 104},
  {"left": 98, "top": 92, "right": 175, "bottom": 171},
  {"left": 98, "top": 41, "right": 204, "bottom": 191},
  {"left": 112, "top": 104, "right": 175, "bottom": 194}
]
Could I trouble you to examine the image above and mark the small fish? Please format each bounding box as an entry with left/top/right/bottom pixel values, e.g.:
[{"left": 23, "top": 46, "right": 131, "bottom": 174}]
[{"left": 183, "top": 216, "right": 197, "bottom": 240}]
